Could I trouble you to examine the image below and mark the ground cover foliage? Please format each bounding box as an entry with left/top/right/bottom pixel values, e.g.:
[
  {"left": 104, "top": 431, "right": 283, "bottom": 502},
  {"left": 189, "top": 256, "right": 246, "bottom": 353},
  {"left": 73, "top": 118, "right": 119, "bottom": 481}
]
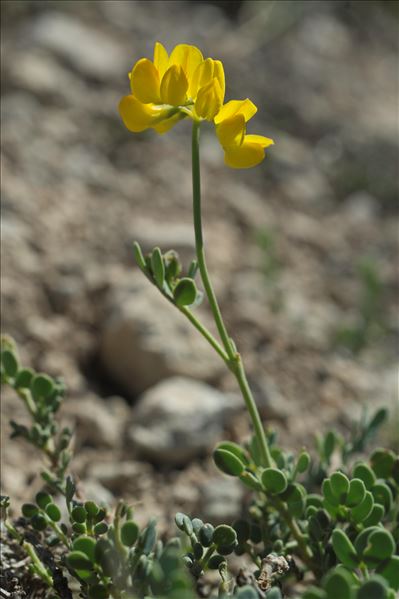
[{"left": 1, "top": 338, "right": 398, "bottom": 598}]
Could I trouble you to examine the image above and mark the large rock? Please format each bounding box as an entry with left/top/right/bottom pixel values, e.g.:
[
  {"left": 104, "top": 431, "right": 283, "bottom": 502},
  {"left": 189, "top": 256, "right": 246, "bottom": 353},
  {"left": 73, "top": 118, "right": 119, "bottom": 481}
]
[
  {"left": 128, "top": 377, "right": 241, "bottom": 465},
  {"left": 100, "top": 274, "right": 224, "bottom": 395},
  {"left": 63, "top": 394, "right": 129, "bottom": 449}
]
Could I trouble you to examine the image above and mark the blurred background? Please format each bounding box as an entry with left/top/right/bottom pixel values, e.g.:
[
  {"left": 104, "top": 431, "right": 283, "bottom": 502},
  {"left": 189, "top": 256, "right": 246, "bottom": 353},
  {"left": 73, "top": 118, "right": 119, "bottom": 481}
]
[{"left": 1, "top": 0, "right": 398, "bottom": 526}]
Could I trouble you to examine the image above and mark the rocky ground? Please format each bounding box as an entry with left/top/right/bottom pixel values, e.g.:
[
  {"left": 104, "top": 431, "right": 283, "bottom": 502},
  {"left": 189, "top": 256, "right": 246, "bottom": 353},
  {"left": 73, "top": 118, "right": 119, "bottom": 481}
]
[{"left": 1, "top": 0, "right": 398, "bottom": 531}]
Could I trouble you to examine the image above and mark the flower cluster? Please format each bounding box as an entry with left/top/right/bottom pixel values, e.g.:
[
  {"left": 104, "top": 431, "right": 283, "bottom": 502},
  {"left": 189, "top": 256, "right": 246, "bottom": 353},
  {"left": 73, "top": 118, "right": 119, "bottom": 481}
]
[{"left": 119, "top": 42, "right": 274, "bottom": 168}]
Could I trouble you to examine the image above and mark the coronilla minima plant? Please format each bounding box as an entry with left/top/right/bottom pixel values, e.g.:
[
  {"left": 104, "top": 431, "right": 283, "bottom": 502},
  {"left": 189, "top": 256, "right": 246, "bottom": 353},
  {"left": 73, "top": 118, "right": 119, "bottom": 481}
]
[
  {"left": 121, "top": 42, "right": 275, "bottom": 472},
  {"left": 1, "top": 42, "right": 398, "bottom": 599}
]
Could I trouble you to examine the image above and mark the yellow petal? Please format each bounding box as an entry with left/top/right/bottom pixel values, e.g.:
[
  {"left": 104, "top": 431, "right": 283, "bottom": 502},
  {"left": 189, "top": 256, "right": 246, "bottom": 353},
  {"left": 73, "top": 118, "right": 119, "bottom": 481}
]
[
  {"left": 191, "top": 58, "right": 225, "bottom": 100},
  {"left": 160, "top": 64, "right": 188, "bottom": 106},
  {"left": 213, "top": 60, "right": 225, "bottom": 100},
  {"left": 168, "top": 44, "right": 203, "bottom": 86},
  {"left": 191, "top": 58, "right": 214, "bottom": 97},
  {"left": 224, "top": 138, "right": 266, "bottom": 169},
  {"left": 119, "top": 95, "right": 161, "bottom": 132},
  {"left": 216, "top": 114, "right": 246, "bottom": 148},
  {"left": 214, "top": 99, "right": 257, "bottom": 125},
  {"left": 130, "top": 58, "right": 161, "bottom": 104},
  {"left": 195, "top": 78, "right": 224, "bottom": 121},
  {"left": 245, "top": 134, "right": 274, "bottom": 148},
  {"left": 153, "top": 42, "right": 169, "bottom": 79},
  {"left": 153, "top": 112, "right": 185, "bottom": 134}
]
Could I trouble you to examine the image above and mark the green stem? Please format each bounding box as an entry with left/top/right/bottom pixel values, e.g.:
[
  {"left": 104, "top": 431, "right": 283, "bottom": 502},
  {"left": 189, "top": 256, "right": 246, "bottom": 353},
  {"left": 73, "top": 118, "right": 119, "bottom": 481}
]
[
  {"left": 48, "top": 520, "right": 70, "bottom": 547},
  {"left": 233, "top": 356, "right": 273, "bottom": 468},
  {"left": 23, "top": 541, "right": 53, "bottom": 587},
  {"left": 191, "top": 120, "right": 235, "bottom": 362},
  {"left": 359, "top": 563, "right": 369, "bottom": 580},
  {"left": 113, "top": 501, "right": 128, "bottom": 558},
  {"left": 5, "top": 519, "right": 21, "bottom": 541},
  {"left": 17, "top": 388, "right": 37, "bottom": 417},
  {"left": 198, "top": 543, "right": 216, "bottom": 570},
  {"left": 191, "top": 120, "right": 272, "bottom": 468},
  {"left": 180, "top": 306, "right": 229, "bottom": 362},
  {"left": 273, "top": 497, "right": 315, "bottom": 570}
]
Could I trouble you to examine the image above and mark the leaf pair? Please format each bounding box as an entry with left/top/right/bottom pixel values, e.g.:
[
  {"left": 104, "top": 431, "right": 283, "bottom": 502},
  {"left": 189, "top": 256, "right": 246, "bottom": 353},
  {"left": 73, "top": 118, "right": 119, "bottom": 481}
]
[{"left": 134, "top": 241, "right": 201, "bottom": 308}]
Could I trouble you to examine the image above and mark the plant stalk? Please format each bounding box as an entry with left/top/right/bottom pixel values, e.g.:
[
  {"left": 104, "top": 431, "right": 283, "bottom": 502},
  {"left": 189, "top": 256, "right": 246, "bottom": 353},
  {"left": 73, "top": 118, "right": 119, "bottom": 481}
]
[
  {"left": 180, "top": 306, "right": 229, "bottom": 362},
  {"left": 273, "top": 497, "right": 315, "bottom": 571},
  {"left": 191, "top": 120, "right": 235, "bottom": 361},
  {"left": 191, "top": 120, "right": 273, "bottom": 469}
]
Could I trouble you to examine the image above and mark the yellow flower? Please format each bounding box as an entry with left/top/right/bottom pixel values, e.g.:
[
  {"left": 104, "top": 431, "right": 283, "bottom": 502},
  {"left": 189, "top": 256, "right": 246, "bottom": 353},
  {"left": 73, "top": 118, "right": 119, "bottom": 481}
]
[
  {"left": 214, "top": 100, "right": 274, "bottom": 169},
  {"left": 119, "top": 42, "right": 274, "bottom": 168},
  {"left": 119, "top": 42, "right": 225, "bottom": 133}
]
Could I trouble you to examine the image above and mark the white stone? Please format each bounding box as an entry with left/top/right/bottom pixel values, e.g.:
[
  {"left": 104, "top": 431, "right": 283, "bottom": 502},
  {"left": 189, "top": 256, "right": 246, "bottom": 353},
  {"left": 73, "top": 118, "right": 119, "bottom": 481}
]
[
  {"left": 100, "top": 274, "right": 224, "bottom": 394},
  {"left": 64, "top": 394, "right": 129, "bottom": 449},
  {"left": 128, "top": 377, "right": 241, "bottom": 465}
]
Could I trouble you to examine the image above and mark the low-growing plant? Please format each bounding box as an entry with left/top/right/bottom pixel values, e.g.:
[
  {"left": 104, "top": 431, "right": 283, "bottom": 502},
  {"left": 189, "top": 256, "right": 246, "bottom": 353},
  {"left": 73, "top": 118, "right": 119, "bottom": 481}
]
[{"left": 1, "top": 41, "right": 398, "bottom": 599}]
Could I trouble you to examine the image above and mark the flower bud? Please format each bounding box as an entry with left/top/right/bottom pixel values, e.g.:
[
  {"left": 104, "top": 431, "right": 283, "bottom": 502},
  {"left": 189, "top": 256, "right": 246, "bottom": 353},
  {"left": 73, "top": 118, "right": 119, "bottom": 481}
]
[
  {"left": 160, "top": 65, "right": 188, "bottom": 106},
  {"left": 195, "top": 78, "right": 223, "bottom": 121}
]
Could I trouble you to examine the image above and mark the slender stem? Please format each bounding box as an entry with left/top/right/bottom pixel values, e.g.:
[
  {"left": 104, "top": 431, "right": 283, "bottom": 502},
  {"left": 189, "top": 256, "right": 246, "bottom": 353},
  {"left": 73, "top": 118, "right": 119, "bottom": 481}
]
[
  {"left": 48, "top": 520, "right": 70, "bottom": 547},
  {"left": 23, "top": 541, "right": 53, "bottom": 587},
  {"left": 191, "top": 119, "right": 272, "bottom": 468},
  {"left": 5, "top": 519, "right": 21, "bottom": 541},
  {"left": 359, "top": 563, "right": 369, "bottom": 580},
  {"left": 198, "top": 543, "right": 216, "bottom": 570},
  {"left": 272, "top": 497, "right": 315, "bottom": 570},
  {"left": 113, "top": 501, "right": 128, "bottom": 559},
  {"left": 180, "top": 306, "right": 229, "bottom": 362},
  {"left": 233, "top": 357, "right": 273, "bottom": 468},
  {"left": 17, "top": 388, "right": 36, "bottom": 417},
  {"left": 191, "top": 120, "right": 235, "bottom": 361}
]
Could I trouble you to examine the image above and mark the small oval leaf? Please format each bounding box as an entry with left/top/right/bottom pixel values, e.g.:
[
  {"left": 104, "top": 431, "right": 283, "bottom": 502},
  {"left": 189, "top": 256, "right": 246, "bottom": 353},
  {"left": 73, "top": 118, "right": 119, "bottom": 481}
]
[
  {"left": 31, "top": 374, "right": 54, "bottom": 401},
  {"left": 212, "top": 525, "right": 237, "bottom": 548},
  {"left": 330, "top": 472, "right": 350, "bottom": 501},
  {"left": 261, "top": 468, "right": 288, "bottom": 495},
  {"left": 324, "top": 568, "right": 353, "bottom": 599},
  {"left": 376, "top": 555, "right": 399, "bottom": 591},
  {"left": 332, "top": 529, "right": 358, "bottom": 569},
  {"left": 296, "top": 451, "right": 311, "bottom": 474},
  {"left": 363, "top": 529, "right": 395, "bottom": 564},
  {"left": 346, "top": 478, "right": 366, "bottom": 508},
  {"left": 15, "top": 368, "right": 34, "bottom": 389},
  {"left": 198, "top": 523, "right": 214, "bottom": 547},
  {"left": 356, "top": 576, "right": 389, "bottom": 599},
  {"left": 173, "top": 277, "right": 197, "bottom": 307},
  {"left": 133, "top": 241, "right": 147, "bottom": 271},
  {"left": 150, "top": 247, "right": 165, "bottom": 288},
  {"left": 121, "top": 521, "right": 139, "bottom": 547},
  {"left": 371, "top": 482, "right": 393, "bottom": 512},
  {"left": 45, "top": 503, "right": 61, "bottom": 522},
  {"left": 352, "top": 463, "right": 376, "bottom": 490},
  {"left": 1, "top": 350, "right": 19, "bottom": 378},
  {"left": 370, "top": 449, "right": 396, "bottom": 479},
  {"left": 66, "top": 550, "right": 94, "bottom": 572},
  {"left": 213, "top": 448, "right": 245, "bottom": 477},
  {"left": 350, "top": 490, "right": 374, "bottom": 524},
  {"left": 73, "top": 536, "right": 96, "bottom": 562}
]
